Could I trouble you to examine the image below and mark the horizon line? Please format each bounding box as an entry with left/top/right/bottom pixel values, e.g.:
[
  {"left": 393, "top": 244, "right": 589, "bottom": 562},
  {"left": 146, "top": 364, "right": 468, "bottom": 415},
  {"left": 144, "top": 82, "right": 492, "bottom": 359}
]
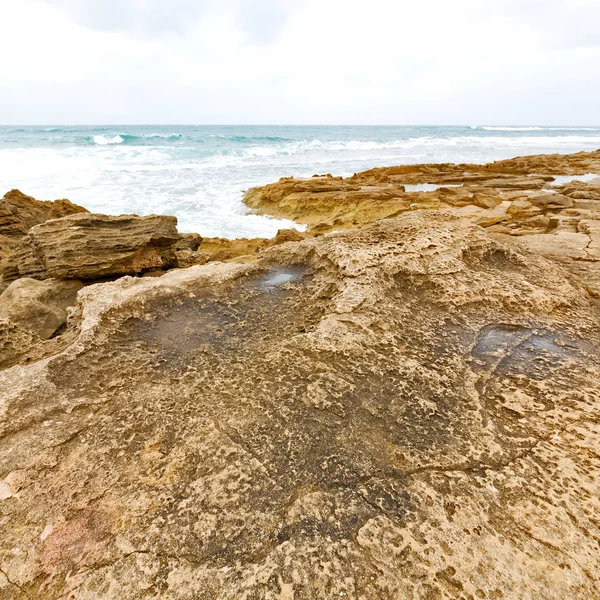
[{"left": 2, "top": 123, "right": 600, "bottom": 128}]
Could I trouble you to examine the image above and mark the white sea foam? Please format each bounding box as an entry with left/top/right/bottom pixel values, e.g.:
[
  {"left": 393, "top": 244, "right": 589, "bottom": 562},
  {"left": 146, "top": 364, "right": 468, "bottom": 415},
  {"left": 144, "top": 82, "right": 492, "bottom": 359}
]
[
  {"left": 482, "top": 127, "right": 544, "bottom": 131},
  {"left": 139, "top": 133, "right": 182, "bottom": 139},
  {"left": 93, "top": 134, "right": 124, "bottom": 145},
  {"left": 2, "top": 126, "right": 600, "bottom": 238},
  {"left": 240, "top": 136, "right": 600, "bottom": 157},
  {"left": 482, "top": 126, "right": 598, "bottom": 132}
]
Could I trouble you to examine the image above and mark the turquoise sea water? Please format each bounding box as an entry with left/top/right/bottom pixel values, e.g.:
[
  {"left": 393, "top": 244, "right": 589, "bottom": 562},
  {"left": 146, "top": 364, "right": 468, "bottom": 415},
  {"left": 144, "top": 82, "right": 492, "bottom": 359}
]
[{"left": 1, "top": 125, "right": 599, "bottom": 238}]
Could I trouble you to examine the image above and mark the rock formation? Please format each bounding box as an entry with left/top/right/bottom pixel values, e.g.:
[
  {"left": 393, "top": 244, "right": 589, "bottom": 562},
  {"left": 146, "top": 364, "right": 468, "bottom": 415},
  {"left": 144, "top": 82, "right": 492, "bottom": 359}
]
[
  {"left": 0, "top": 190, "right": 88, "bottom": 283},
  {"left": 1, "top": 212, "right": 600, "bottom": 599},
  {"left": 1, "top": 149, "right": 600, "bottom": 599},
  {"left": 0, "top": 278, "right": 83, "bottom": 339},
  {"left": 2, "top": 213, "right": 180, "bottom": 282},
  {"left": 244, "top": 149, "right": 600, "bottom": 295}
]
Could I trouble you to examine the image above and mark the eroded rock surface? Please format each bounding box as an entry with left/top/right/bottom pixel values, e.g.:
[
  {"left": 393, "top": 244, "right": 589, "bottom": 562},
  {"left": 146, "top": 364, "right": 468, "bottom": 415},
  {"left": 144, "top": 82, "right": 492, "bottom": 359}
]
[
  {"left": 244, "top": 150, "right": 600, "bottom": 294},
  {"left": 2, "top": 213, "right": 180, "bottom": 282},
  {"left": 0, "top": 189, "right": 87, "bottom": 265},
  {"left": 0, "top": 278, "right": 84, "bottom": 340},
  {"left": 1, "top": 213, "right": 599, "bottom": 599}
]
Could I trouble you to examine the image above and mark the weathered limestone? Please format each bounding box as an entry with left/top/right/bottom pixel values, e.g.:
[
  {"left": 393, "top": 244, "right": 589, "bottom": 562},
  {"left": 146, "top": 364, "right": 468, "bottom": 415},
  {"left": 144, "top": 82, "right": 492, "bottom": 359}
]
[
  {"left": 0, "top": 278, "right": 83, "bottom": 339},
  {"left": 244, "top": 150, "right": 600, "bottom": 235},
  {"left": 244, "top": 149, "right": 600, "bottom": 294},
  {"left": 2, "top": 213, "right": 180, "bottom": 282},
  {"left": 0, "top": 189, "right": 87, "bottom": 263},
  {"left": 1, "top": 149, "right": 600, "bottom": 599},
  {"left": 0, "top": 213, "right": 599, "bottom": 599}
]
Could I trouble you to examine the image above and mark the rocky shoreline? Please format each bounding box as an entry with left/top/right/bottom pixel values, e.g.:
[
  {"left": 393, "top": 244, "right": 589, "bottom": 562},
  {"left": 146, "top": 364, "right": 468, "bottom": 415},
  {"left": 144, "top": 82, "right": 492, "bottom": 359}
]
[{"left": 1, "top": 150, "right": 600, "bottom": 599}]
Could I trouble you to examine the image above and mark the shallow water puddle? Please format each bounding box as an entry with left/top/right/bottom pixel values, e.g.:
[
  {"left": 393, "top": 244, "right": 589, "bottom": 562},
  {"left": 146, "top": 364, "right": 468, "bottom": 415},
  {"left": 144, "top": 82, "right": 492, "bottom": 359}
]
[
  {"left": 471, "top": 324, "right": 585, "bottom": 380},
  {"left": 403, "top": 183, "right": 463, "bottom": 193},
  {"left": 258, "top": 267, "right": 305, "bottom": 289},
  {"left": 548, "top": 173, "right": 599, "bottom": 186}
]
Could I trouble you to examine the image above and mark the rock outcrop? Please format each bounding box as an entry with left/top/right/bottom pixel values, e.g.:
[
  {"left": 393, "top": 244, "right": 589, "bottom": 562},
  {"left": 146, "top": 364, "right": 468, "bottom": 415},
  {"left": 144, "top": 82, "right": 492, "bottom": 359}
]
[
  {"left": 0, "top": 278, "right": 83, "bottom": 339},
  {"left": 244, "top": 149, "right": 600, "bottom": 294},
  {"left": 1, "top": 213, "right": 599, "bottom": 599},
  {"left": 2, "top": 213, "right": 180, "bottom": 282},
  {"left": 0, "top": 189, "right": 87, "bottom": 264}
]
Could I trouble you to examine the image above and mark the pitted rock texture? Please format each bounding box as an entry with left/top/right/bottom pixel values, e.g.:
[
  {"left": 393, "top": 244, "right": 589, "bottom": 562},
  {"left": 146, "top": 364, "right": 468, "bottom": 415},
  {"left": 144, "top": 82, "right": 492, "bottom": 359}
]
[
  {"left": 1, "top": 213, "right": 599, "bottom": 599},
  {"left": 244, "top": 149, "right": 600, "bottom": 294},
  {"left": 2, "top": 213, "right": 180, "bottom": 282}
]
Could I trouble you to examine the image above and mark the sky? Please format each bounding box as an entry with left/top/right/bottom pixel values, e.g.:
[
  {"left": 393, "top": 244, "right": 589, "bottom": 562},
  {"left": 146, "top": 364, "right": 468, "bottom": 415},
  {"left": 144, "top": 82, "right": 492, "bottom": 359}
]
[{"left": 0, "top": 0, "right": 598, "bottom": 125}]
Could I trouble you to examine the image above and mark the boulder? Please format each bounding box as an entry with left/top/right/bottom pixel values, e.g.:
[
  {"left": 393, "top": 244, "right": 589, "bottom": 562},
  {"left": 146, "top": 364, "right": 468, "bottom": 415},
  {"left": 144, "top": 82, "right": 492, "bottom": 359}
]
[
  {"left": 0, "top": 277, "right": 84, "bottom": 339},
  {"left": 174, "top": 232, "right": 203, "bottom": 251},
  {"left": 0, "top": 189, "right": 87, "bottom": 262},
  {"left": 507, "top": 198, "right": 541, "bottom": 218},
  {"left": 2, "top": 213, "right": 180, "bottom": 281},
  {"left": 272, "top": 228, "right": 307, "bottom": 244},
  {"left": 174, "top": 249, "right": 210, "bottom": 268}
]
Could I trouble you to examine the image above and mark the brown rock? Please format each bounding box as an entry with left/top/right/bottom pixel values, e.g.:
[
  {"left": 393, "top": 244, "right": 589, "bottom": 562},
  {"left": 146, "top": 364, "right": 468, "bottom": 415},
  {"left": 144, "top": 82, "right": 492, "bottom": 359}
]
[
  {"left": 507, "top": 198, "right": 541, "bottom": 217},
  {"left": 2, "top": 213, "right": 180, "bottom": 281},
  {"left": 561, "top": 180, "right": 600, "bottom": 198},
  {"left": 197, "top": 236, "right": 269, "bottom": 262},
  {"left": 1, "top": 213, "right": 599, "bottom": 598},
  {"left": 272, "top": 228, "right": 307, "bottom": 245},
  {"left": 0, "top": 277, "right": 83, "bottom": 339},
  {"left": 528, "top": 191, "right": 574, "bottom": 208},
  {"left": 0, "top": 318, "right": 41, "bottom": 370},
  {"left": 481, "top": 177, "right": 548, "bottom": 189},
  {"left": 174, "top": 249, "right": 210, "bottom": 268},
  {"left": 174, "top": 232, "right": 203, "bottom": 251},
  {"left": 0, "top": 189, "right": 88, "bottom": 262},
  {"left": 471, "top": 190, "right": 504, "bottom": 209},
  {"left": 243, "top": 150, "right": 600, "bottom": 234}
]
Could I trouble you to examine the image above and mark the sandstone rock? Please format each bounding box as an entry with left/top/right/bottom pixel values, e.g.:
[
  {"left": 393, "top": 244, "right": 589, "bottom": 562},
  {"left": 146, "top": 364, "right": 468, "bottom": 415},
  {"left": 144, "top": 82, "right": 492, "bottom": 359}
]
[
  {"left": 199, "top": 236, "right": 269, "bottom": 262},
  {"left": 481, "top": 177, "right": 548, "bottom": 189},
  {"left": 507, "top": 198, "right": 540, "bottom": 217},
  {"left": 272, "top": 228, "right": 307, "bottom": 244},
  {"left": 0, "top": 189, "right": 87, "bottom": 262},
  {"left": 174, "top": 249, "right": 210, "bottom": 268},
  {"left": 2, "top": 213, "right": 180, "bottom": 281},
  {"left": 578, "top": 219, "right": 600, "bottom": 259},
  {"left": 0, "top": 277, "right": 83, "bottom": 339},
  {"left": 1, "top": 213, "right": 599, "bottom": 598},
  {"left": 471, "top": 190, "right": 504, "bottom": 209},
  {"left": 528, "top": 191, "right": 574, "bottom": 208},
  {"left": 244, "top": 150, "right": 600, "bottom": 235},
  {"left": 560, "top": 180, "right": 600, "bottom": 201},
  {"left": 0, "top": 318, "right": 40, "bottom": 370},
  {"left": 174, "top": 232, "right": 203, "bottom": 251}
]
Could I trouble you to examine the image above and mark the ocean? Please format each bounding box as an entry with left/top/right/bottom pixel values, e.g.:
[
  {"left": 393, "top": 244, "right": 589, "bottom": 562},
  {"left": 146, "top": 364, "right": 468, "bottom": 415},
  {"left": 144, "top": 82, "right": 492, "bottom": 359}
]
[{"left": 1, "top": 125, "right": 599, "bottom": 238}]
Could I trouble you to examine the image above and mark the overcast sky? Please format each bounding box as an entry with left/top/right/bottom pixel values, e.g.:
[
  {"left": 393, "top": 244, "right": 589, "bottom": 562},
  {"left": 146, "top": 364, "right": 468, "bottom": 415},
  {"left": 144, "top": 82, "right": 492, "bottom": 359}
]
[{"left": 0, "top": 0, "right": 598, "bottom": 125}]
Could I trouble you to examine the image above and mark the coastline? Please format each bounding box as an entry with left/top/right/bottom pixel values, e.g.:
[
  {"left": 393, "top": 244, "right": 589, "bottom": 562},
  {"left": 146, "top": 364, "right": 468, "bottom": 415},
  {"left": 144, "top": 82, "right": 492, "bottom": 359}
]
[
  {"left": 1, "top": 148, "right": 600, "bottom": 598},
  {"left": 3, "top": 124, "right": 600, "bottom": 239}
]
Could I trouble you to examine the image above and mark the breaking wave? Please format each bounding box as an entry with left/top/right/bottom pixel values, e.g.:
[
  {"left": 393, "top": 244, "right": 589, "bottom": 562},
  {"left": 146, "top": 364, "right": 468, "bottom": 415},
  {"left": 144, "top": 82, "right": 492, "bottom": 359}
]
[
  {"left": 2, "top": 124, "right": 600, "bottom": 238},
  {"left": 480, "top": 126, "right": 598, "bottom": 131},
  {"left": 93, "top": 134, "right": 124, "bottom": 145}
]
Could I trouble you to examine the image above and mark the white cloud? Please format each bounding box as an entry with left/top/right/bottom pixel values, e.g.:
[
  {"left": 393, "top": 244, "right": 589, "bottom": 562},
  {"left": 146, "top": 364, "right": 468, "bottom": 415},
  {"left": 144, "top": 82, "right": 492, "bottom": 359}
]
[{"left": 0, "top": 0, "right": 598, "bottom": 124}]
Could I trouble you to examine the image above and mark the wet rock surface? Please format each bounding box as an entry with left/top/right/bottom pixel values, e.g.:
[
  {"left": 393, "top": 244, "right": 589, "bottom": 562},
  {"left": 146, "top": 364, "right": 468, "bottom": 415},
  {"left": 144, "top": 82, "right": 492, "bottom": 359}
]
[{"left": 1, "top": 213, "right": 599, "bottom": 599}]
